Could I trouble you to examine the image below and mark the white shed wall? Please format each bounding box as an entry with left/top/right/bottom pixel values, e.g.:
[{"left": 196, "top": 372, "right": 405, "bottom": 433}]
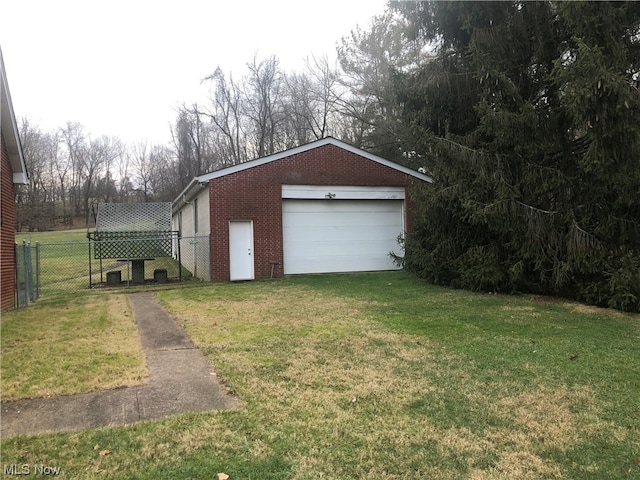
[
  {"left": 173, "top": 187, "right": 210, "bottom": 280},
  {"left": 173, "top": 187, "right": 210, "bottom": 237}
]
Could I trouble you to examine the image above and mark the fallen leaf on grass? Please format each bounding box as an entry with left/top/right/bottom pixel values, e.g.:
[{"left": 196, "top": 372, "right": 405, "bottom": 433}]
[
  {"left": 99, "top": 449, "right": 111, "bottom": 456},
  {"left": 217, "top": 473, "right": 229, "bottom": 480}
]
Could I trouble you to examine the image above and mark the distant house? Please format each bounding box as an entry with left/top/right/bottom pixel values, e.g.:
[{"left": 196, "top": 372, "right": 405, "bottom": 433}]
[
  {"left": 1, "top": 48, "right": 29, "bottom": 312},
  {"left": 172, "top": 137, "right": 431, "bottom": 282}
]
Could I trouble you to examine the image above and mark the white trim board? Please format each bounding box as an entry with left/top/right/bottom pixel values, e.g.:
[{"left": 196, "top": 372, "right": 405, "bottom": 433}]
[{"left": 282, "top": 185, "right": 405, "bottom": 200}]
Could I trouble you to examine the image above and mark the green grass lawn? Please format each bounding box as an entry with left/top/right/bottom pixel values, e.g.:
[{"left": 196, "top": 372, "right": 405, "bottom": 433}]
[
  {"left": 1, "top": 272, "right": 639, "bottom": 479},
  {"left": 16, "top": 229, "right": 88, "bottom": 244},
  {"left": 1, "top": 293, "right": 147, "bottom": 400}
]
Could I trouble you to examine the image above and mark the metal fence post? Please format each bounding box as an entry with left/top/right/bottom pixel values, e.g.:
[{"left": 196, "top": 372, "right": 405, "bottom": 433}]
[
  {"left": 14, "top": 243, "right": 21, "bottom": 307},
  {"left": 206, "top": 234, "right": 211, "bottom": 281},
  {"left": 35, "top": 242, "right": 40, "bottom": 300},
  {"left": 22, "top": 241, "right": 28, "bottom": 305},
  {"left": 178, "top": 235, "right": 182, "bottom": 282},
  {"left": 26, "top": 242, "right": 34, "bottom": 303},
  {"left": 88, "top": 237, "right": 93, "bottom": 289},
  {"left": 126, "top": 238, "right": 131, "bottom": 287}
]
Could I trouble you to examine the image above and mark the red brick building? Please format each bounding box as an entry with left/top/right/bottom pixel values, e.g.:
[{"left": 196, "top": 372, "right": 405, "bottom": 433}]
[
  {"left": 173, "top": 137, "right": 431, "bottom": 282},
  {"left": 1, "top": 48, "right": 29, "bottom": 312}
]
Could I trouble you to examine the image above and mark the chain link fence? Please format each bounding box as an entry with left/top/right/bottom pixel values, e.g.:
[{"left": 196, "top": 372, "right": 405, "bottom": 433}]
[
  {"left": 14, "top": 235, "right": 210, "bottom": 301},
  {"left": 178, "top": 236, "right": 210, "bottom": 282},
  {"left": 15, "top": 241, "right": 39, "bottom": 307}
]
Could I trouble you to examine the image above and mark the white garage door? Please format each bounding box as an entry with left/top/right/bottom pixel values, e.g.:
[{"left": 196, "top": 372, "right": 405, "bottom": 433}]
[{"left": 282, "top": 199, "right": 404, "bottom": 274}]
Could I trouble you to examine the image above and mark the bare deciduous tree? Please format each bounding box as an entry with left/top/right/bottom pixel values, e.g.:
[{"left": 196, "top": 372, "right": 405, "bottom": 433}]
[
  {"left": 59, "top": 121, "right": 87, "bottom": 223},
  {"left": 131, "top": 141, "right": 152, "bottom": 202},
  {"left": 170, "top": 105, "right": 213, "bottom": 191},
  {"left": 337, "top": 12, "right": 427, "bottom": 154},
  {"left": 83, "top": 136, "right": 122, "bottom": 223},
  {"left": 283, "top": 54, "right": 344, "bottom": 146},
  {"left": 202, "top": 68, "right": 246, "bottom": 166},
  {"left": 114, "top": 144, "right": 132, "bottom": 200},
  {"left": 148, "top": 144, "right": 177, "bottom": 201},
  {"left": 244, "top": 54, "right": 285, "bottom": 157},
  {"left": 16, "top": 119, "right": 57, "bottom": 230}
]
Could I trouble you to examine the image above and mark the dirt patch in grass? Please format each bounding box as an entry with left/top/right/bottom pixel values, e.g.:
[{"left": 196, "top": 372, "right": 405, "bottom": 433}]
[
  {"left": 482, "top": 451, "right": 564, "bottom": 479},
  {"left": 527, "top": 294, "right": 630, "bottom": 318},
  {"left": 565, "top": 303, "right": 623, "bottom": 316},
  {"left": 1, "top": 294, "right": 146, "bottom": 400},
  {"left": 497, "top": 387, "right": 590, "bottom": 449}
]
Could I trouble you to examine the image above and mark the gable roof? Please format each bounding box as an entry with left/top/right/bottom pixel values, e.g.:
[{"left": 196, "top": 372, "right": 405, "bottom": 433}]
[
  {"left": 0, "top": 47, "right": 28, "bottom": 184},
  {"left": 173, "top": 137, "right": 432, "bottom": 208}
]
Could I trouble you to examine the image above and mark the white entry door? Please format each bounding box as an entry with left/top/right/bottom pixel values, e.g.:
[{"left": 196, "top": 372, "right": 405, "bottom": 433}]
[{"left": 229, "top": 220, "right": 254, "bottom": 281}]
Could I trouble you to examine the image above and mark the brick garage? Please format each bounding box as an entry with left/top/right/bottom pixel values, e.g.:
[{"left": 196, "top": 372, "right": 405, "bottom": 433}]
[
  {"left": 1, "top": 49, "right": 29, "bottom": 312},
  {"left": 173, "top": 137, "right": 431, "bottom": 282}
]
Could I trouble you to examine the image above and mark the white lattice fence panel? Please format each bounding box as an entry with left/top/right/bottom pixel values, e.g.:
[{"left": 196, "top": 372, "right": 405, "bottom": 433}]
[
  {"left": 95, "top": 202, "right": 172, "bottom": 232},
  {"left": 91, "top": 203, "right": 175, "bottom": 259}
]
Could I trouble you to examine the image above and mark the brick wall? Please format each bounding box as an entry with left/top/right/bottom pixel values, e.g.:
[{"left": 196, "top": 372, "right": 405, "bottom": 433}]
[
  {"left": 208, "top": 143, "right": 422, "bottom": 281},
  {"left": 1, "top": 133, "right": 17, "bottom": 312}
]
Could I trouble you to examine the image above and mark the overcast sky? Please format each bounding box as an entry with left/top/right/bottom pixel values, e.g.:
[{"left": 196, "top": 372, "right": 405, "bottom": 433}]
[{"left": 1, "top": 0, "right": 388, "bottom": 145}]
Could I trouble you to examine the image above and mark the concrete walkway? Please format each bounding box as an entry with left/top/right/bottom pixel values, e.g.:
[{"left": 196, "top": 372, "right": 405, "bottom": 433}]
[{"left": 1, "top": 292, "right": 241, "bottom": 438}]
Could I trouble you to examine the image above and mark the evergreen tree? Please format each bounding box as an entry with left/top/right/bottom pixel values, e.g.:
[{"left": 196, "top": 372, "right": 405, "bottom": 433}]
[{"left": 392, "top": 1, "right": 640, "bottom": 311}]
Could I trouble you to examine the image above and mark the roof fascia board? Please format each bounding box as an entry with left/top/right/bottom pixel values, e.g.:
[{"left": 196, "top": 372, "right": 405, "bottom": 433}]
[
  {"left": 13, "top": 172, "right": 28, "bottom": 184},
  {"left": 0, "top": 47, "right": 28, "bottom": 184}
]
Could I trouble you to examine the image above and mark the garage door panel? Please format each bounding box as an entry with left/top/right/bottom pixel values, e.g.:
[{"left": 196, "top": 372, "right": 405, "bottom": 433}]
[
  {"left": 283, "top": 212, "right": 401, "bottom": 228},
  {"left": 283, "top": 224, "right": 401, "bottom": 241},
  {"left": 282, "top": 199, "right": 404, "bottom": 275},
  {"left": 285, "top": 253, "right": 398, "bottom": 274},
  {"left": 284, "top": 200, "right": 402, "bottom": 213},
  {"left": 285, "top": 237, "right": 399, "bottom": 256}
]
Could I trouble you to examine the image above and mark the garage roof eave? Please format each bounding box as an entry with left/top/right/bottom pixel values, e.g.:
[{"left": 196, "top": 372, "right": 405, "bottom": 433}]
[
  {"left": 196, "top": 137, "right": 433, "bottom": 184},
  {"left": 172, "top": 178, "right": 209, "bottom": 214},
  {"left": 172, "top": 137, "right": 433, "bottom": 214}
]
